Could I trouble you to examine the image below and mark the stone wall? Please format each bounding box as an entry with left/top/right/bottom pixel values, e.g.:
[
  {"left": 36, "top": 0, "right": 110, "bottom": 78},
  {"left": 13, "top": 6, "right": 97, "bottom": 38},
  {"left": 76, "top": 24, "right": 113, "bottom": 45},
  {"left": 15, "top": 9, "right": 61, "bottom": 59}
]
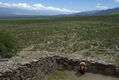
[
  {"left": 0, "top": 56, "right": 119, "bottom": 80},
  {"left": 0, "top": 56, "right": 57, "bottom": 80},
  {"left": 55, "top": 56, "right": 119, "bottom": 76}
]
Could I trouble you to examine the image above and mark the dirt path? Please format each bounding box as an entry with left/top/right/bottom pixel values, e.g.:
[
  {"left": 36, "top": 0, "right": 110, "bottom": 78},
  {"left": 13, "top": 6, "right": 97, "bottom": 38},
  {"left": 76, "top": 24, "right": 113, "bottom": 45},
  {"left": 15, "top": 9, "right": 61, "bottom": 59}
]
[
  {"left": 44, "top": 71, "right": 119, "bottom": 80},
  {"left": 76, "top": 72, "right": 119, "bottom": 80}
]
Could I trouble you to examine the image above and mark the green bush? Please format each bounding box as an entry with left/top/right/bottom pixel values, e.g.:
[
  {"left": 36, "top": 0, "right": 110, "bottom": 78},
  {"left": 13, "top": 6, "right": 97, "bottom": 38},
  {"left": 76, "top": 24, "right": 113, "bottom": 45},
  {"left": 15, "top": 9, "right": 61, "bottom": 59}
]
[{"left": 0, "top": 31, "right": 19, "bottom": 58}]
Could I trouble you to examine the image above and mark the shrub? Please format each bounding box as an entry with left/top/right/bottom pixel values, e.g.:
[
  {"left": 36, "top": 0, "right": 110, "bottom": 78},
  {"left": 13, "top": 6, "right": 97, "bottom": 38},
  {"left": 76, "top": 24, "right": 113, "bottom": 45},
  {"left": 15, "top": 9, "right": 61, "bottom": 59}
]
[{"left": 0, "top": 31, "right": 19, "bottom": 58}]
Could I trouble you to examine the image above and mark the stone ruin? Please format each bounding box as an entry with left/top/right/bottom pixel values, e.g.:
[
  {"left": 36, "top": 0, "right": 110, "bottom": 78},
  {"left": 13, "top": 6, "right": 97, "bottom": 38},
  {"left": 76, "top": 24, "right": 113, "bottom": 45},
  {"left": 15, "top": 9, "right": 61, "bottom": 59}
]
[{"left": 0, "top": 56, "right": 119, "bottom": 80}]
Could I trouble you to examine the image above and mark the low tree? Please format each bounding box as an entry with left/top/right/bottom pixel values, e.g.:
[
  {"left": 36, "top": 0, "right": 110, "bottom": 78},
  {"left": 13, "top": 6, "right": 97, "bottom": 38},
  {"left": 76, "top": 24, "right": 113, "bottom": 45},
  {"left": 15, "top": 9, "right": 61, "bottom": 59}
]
[{"left": 0, "top": 31, "right": 19, "bottom": 58}]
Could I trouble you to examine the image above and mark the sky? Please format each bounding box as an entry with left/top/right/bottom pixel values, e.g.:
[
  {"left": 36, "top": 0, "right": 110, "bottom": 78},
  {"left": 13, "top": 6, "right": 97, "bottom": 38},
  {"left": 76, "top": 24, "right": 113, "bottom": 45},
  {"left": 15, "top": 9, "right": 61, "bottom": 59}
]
[{"left": 0, "top": 0, "right": 119, "bottom": 14}]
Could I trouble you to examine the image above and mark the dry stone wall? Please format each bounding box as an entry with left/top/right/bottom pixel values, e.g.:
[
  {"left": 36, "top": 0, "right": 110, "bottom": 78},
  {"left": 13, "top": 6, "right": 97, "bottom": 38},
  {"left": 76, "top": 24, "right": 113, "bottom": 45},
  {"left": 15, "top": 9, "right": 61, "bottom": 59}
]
[
  {"left": 0, "top": 56, "right": 57, "bottom": 80},
  {"left": 56, "top": 56, "right": 119, "bottom": 76},
  {"left": 0, "top": 56, "right": 119, "bottom": 80}
]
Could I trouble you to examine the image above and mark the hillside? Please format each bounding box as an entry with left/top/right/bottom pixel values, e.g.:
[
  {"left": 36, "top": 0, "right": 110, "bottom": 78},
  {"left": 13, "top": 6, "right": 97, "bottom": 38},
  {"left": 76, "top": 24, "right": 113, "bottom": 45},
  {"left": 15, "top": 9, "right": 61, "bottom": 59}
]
[
  {"left": 76, "top": 7, "right": 119, "bottom": 16},
  {"left": 0, "top": 15, "right": 119, "bottom": 63},
  {"left": 63, "top": 7, "right": 119, "bottom": 16},
  {"left": 112, "top": 11, "right": 119, "bottom": 15}
]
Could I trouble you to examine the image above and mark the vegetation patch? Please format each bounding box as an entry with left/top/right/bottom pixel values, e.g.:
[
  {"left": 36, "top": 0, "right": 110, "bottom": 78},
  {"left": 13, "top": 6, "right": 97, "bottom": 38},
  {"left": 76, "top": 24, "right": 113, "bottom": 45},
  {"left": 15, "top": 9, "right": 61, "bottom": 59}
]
[
  {"left": 43, "top": 70, "right": 79, "bottom": 80},
  {"left": 0, "top": 15, "right": 119, "bottom": 63},
  {"left": 0, "top": 31, "right": 19, "bottom": 58}
]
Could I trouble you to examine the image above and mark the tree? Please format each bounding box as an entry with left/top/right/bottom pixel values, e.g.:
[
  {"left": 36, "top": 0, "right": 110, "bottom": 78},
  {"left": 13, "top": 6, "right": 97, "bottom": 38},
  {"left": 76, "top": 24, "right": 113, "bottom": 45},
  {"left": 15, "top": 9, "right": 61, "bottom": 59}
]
[{"left": 0, "top": 31, "right": 19, "bottom": 58}]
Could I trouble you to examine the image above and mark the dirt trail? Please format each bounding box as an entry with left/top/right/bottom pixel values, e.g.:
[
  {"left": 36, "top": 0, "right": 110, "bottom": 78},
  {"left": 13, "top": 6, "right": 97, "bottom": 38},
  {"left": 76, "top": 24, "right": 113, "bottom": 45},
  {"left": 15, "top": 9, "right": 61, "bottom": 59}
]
[
  {"left": 76, "top": 72, "right": 119, "bottom": 80},
  {"left": 44, "top": 71, "right": 119, "bottom": 80}
]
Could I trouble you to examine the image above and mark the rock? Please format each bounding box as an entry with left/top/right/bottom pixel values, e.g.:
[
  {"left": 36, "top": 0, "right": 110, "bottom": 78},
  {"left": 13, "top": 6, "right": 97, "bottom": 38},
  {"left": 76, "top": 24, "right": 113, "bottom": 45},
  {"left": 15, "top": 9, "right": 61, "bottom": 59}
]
[
  {"left": 0, "top": 56, "right": 57, "bottom": 80},
  {"left": 0, "top": 59, "right": 9, "bottom": 62},
  {"left": 0, "top": 56, "right": 119, "bottom": 80},
  {"left": 115, "top": 67, "right": 119, "bottom": 75}
]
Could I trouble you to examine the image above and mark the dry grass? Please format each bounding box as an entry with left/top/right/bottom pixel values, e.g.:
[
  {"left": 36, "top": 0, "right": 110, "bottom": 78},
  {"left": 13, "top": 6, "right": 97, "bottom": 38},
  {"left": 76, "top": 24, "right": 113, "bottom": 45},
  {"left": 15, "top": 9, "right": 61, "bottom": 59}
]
[{"left": 43, "top": 70, "right": 119, "bottom": 80}]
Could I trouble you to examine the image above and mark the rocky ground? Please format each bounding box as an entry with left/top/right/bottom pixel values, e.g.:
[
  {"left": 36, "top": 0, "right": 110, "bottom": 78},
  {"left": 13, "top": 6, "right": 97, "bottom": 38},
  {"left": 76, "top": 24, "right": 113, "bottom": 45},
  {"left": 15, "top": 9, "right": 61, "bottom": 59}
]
[
  {"left": 0, "top": 50, "right": 119, "bottom": 80},
  {"left": 0, "top": 46, "right": 119, "bottom": 80},
  {"left": 0, "top": 46, "right": 119, "bottom": 70}
]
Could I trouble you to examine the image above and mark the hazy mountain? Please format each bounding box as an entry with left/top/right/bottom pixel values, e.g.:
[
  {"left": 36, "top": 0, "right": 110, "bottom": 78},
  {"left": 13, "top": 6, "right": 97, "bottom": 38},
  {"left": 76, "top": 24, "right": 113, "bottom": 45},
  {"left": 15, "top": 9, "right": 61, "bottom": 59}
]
[
  {"left": 0, "top": 7, "right": 64, "bottom": 18},
  {"left": 71, "top": 7, "right": 119, "bottom": 16},
  {"left": 0, "top": 7, "right": 119, "bottom": 18}
]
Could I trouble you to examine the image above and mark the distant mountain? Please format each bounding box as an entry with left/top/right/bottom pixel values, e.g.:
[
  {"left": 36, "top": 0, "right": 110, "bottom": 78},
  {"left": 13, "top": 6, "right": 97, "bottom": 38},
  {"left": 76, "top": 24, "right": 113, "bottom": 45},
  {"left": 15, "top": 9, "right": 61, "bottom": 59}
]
[
  {"left": 0, "top": 7, "right": 119, "bottom": 18},
  {"left": 71, "top": 7, "right": 119, "bottom": 16},
  {"left": 0, "top": 7, "right": 62, "bottom": 18},
  {"left": 112, "top": 11, "right": 119, "bottom": 15}
]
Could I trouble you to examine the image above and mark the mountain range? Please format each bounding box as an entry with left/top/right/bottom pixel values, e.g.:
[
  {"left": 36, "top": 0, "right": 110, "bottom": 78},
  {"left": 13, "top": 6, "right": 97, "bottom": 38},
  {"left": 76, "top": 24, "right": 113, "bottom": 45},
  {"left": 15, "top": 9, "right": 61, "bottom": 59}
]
[
  {"left": 0, "top": 7, "right": 119, "bottom": 18},
  {"left": 72, "top": 7, "right": 119, "bottom": 16}
]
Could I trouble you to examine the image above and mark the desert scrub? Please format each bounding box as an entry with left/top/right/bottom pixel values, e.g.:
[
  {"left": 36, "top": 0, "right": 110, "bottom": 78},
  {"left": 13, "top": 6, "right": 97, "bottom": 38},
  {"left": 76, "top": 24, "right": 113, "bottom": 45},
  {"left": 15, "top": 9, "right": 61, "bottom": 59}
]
[
  {"left": 0, "top": 31, "right": 19, "bottom": 58},
  {"left": 0, "top": 15, "right": 119, "bottom": 62}
]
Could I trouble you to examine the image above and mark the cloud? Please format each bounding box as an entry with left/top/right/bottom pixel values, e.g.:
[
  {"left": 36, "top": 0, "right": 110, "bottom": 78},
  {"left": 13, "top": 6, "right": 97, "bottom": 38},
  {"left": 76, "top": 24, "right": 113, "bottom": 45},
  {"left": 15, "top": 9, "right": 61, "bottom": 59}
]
[
  {"left": 14, "top": 12, "right": 33, "bottom": 15},
  {"left": 96, "top": 3, "right": 109, "bottom": 10},
  {"left": 114, "top": 0, "right": 119, "bottom": 2},
  {"left": 0, "top": 2, "right": 79, "bottom": 13}
]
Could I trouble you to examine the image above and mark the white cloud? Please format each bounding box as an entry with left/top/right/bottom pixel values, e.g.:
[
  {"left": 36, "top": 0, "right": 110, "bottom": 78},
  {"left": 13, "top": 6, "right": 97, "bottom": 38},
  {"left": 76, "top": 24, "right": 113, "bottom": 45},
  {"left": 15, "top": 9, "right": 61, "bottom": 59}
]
[
  {"left": 0, "top": 2, "right": 79, "bottom": 13},
  {"left": 0, "top": 2, "right": 32, "bottom": 10},
  {"left": 114, "top": 0, "right": 119, "bottom": 2},
  {"left": 96, "top": 3, "right": 109, "bottom": 10},
  {"left": 14, "top": 12, "right": 33, "bottom": 15}
]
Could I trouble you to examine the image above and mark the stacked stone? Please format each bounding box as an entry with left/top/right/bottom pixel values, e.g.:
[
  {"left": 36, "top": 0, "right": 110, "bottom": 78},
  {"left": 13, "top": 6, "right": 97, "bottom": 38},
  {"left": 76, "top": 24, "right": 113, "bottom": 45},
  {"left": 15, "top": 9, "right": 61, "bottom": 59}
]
[
  {"left": 55, "top": 56, "right": 119, "bottom": 76},
  {"left": 0, "top": 56, "right": 57, "bottom": 80},
  {"left": 0, "top": 56, "right": 119, "bottom": 80}
]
